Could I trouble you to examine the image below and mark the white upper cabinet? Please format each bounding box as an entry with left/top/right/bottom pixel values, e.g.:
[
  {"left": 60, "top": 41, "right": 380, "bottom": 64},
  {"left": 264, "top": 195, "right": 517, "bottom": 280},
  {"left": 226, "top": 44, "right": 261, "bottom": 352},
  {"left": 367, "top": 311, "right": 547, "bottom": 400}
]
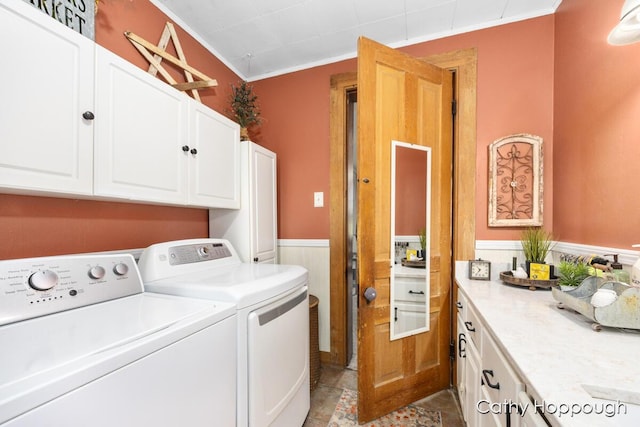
[
  {"left": 0, "top": 1, "right": 240, "bottom": 209},
  {"left": 188, "top": 101, "right": 240, "bottom": 208},
  {"left": 0, "top": 0, "right": 94, "bottom": 195},
  {"left": 93, "top": 46, "right": 189, "bottom": 205}
]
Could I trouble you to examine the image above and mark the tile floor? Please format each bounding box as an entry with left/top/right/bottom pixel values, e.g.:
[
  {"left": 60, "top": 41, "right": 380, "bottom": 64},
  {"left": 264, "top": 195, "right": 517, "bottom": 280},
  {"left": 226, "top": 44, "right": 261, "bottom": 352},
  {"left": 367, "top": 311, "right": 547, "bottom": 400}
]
[{"left": 304, "top": 364, "right": 465, "bottom": 426}]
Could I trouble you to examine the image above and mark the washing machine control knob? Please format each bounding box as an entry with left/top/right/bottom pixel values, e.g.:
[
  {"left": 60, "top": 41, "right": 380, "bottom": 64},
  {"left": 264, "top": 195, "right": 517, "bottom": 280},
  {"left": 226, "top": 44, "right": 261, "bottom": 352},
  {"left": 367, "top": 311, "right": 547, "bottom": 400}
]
[
  {"left": 113, "top": 263, "right": 129, "bottom": 276},
  {"left": 28, "top": 270, "right": 59, "bottom": 291},
  {"left": 88, "top": 266, "right": 106, "bottom": 280}
]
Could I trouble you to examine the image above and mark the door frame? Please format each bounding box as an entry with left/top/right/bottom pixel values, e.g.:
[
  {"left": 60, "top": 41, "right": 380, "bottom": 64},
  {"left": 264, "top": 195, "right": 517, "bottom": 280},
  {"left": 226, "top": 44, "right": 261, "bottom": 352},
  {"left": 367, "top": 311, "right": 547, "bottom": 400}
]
[{"left": 327, "top": 48, "right": 477, "bottom": 367}]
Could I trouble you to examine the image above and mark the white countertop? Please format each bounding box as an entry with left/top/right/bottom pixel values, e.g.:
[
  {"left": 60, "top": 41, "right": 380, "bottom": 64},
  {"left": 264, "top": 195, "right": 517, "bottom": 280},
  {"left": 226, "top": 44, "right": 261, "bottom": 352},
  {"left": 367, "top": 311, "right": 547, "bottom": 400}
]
[{"left": 455, "top": 261, "right": 640, "bottom": 427}]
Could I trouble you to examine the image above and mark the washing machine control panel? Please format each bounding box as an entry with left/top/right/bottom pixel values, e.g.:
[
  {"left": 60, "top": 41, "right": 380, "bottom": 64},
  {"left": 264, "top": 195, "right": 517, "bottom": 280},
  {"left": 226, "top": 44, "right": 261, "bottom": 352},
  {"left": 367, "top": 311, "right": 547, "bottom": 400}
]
[
  {"left": 168, "top": 242, "right": 233, "bottom": 265},
  {"left": 0, "top": 254, "right": 143, "bottom": 326}
]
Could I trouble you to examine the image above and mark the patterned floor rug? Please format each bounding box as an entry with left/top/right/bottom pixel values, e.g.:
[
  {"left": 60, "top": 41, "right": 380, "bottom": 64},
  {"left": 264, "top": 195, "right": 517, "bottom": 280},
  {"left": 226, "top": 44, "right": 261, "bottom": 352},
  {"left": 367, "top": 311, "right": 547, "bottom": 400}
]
[{"left": 328, "top": 389, "right": 442, "bottom": 427}]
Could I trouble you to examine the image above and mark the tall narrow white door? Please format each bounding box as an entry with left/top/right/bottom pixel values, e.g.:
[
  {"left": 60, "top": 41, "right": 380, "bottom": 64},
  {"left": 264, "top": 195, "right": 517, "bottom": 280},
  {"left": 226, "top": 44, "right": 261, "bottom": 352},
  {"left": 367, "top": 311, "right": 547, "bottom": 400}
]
[{"left": 250, "top": 144, "right": 277, "bottom": 263}]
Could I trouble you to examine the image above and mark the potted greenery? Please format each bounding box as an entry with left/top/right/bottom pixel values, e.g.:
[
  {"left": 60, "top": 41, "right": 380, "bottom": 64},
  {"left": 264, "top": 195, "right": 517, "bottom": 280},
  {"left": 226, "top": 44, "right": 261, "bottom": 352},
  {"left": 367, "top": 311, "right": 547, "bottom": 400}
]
[
  {"left": 556, "top": 261, "right": 591, "bottom": 291},
  {"left": 520, "top": 227, "right": 554, "bottom": 278},
  {"left": 228, "top": 80, "right": 262, "bottom": 141},
  {"left": 418, "top": 227, "right": 426, "bottom": 259}
]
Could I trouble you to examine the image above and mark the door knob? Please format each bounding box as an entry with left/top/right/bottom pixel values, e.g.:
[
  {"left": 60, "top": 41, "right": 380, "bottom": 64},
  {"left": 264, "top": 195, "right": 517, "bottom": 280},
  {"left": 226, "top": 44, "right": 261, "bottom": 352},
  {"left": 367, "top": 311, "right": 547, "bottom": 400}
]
[{"left": 363, "top": 287, "right": 377, "bottom": 302}]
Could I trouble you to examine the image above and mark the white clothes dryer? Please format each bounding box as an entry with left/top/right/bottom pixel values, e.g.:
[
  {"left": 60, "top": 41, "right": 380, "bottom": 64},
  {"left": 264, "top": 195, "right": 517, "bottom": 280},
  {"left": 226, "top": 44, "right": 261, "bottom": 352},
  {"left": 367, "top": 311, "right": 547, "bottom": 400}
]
[
  {"left": 0, "top": 252, "right": 237, "bottom": 427},
  {"left": 138, "top": 238, "right": 310, "bottom": 427}
]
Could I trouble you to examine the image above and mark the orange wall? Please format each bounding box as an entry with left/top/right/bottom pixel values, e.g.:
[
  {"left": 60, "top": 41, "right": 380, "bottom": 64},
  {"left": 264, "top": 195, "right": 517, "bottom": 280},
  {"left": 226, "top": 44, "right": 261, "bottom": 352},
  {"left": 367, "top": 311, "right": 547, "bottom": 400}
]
[
  {"left": 0, "top": 0, "right": 241, "bottom": 260},
  {"left": 10, "top": 0, "right": 634, "bottom": 258},
  {"left": 554, "top": 0, "right": 640, "bottom": 248},
  {"left": 252, "top": 16, "right": 555, "bottom": 240},
  {"left": 0, "top": 195, "right": 208, "bottom": 259}
]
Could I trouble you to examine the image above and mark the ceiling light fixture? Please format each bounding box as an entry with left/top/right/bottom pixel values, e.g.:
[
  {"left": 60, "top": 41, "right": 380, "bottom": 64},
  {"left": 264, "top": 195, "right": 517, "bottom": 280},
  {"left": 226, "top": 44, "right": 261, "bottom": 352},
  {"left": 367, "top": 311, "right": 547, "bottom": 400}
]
[{"left": 609, "top": 0, "right": 640, "bottom": 45}]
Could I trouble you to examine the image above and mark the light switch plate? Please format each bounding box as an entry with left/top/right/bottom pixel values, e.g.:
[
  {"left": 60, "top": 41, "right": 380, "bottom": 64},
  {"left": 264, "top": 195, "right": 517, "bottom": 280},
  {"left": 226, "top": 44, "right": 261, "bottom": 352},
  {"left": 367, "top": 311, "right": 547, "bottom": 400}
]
[{"left": 314, "top": 192, "right": 324, "bottom": 207}]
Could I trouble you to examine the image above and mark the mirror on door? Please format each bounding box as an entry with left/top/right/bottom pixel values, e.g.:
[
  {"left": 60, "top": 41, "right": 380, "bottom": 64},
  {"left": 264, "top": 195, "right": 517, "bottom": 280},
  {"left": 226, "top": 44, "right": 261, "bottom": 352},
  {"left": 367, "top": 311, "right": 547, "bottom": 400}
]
[{"left": 390, "top": 140, "right": 431, "bottom": 340}]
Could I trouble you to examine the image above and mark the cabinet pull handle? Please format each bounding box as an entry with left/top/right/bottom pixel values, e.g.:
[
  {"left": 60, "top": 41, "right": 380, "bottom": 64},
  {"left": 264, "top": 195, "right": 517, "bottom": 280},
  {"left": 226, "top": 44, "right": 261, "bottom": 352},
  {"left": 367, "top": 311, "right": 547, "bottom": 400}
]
[
  {"left": 408, "top": 290, "right": 425, "bottom": 295},
  {"left": 456, "top": 301, "right": 463, "bottom": 309},
  {"left": 464, "top": 321, "right": 475, "bottom": 332},
  {"left": 182, "top": 145, "right": 190, "bottom": 152},
  {"left": 458, "top": 333, "right": 466, "bottom": 358},
  {"left": 394, "top": 307, "right": 398, "bottom": 322},
  {"left": 190, "top": 148, "right": 198, "bottom": 155},
  {"left": 482, "top": 369, "right": 500, "bottom": 390},
  {"left": 82, "top": 111, "right": 95, "bottom": 120}
]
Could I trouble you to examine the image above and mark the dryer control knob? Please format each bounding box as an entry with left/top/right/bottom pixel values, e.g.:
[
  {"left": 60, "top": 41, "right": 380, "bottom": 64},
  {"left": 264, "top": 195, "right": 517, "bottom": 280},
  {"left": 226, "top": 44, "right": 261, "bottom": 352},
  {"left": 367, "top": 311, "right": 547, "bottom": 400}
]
[
  {"left": 28, "top": 270, "right": 59, "bottom": 291},
  {"left": 113, "top": 263, "right": 129, "bottom": 276},
  {"left": 88, "top": 266, "right": 106, "bottom": 280}
]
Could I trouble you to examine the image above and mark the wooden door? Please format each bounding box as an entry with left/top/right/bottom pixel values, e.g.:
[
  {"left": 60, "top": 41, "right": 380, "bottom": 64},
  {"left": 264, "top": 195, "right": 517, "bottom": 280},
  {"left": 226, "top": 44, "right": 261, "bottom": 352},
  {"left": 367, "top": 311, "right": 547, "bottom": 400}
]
[{"left": 356, "top": 36, "right": 453, "bottom": 422}]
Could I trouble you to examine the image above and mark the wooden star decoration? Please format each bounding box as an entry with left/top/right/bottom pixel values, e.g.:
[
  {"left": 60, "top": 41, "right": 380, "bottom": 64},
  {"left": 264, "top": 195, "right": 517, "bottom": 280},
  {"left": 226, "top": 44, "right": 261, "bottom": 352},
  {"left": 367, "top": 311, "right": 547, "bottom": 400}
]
[{"left": 125, "top": 22, "right": 217, "bottom": 102}]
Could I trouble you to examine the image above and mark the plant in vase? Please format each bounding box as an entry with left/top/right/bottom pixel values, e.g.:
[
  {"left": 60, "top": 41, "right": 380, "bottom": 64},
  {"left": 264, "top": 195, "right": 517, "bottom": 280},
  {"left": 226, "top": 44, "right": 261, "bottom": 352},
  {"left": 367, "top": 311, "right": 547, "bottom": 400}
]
[
  {"left": 418, "top": 227, "right": 426, "bottom": 259},
  {"left": 520, "top": 227, "right": 554, "bottom": 278},
  {"left": 228, "top": 80, "right": 262, "bottom": 141},
  {"left": 556, "top": 261, "right": 591, "bottom": 291}
]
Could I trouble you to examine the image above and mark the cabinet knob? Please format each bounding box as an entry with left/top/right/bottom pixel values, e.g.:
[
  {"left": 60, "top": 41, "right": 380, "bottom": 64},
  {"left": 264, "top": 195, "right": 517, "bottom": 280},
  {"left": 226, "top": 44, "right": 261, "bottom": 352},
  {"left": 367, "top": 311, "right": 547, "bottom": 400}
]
[
  {"left": 82, "top": 111, "right": 95, "bottom": 120},
  {"left": 190, "top": 148, "right": 198, "bottom": 155},
  {"left": 253, "top": 257, "right": 259, "bottom": 262},
  {"left": 182, "top": 145, "right": 190, "bottom": 152}
]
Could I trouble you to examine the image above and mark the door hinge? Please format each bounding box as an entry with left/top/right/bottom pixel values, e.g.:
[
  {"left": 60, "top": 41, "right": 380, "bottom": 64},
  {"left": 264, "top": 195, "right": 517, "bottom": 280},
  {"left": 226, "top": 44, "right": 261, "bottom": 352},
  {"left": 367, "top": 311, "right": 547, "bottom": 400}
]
[
  {"left": 449, "top": 342, "right": 456, "bottom": 359},
  {"left": 451, "top": 99, "right": 457, "bottom": 117}
]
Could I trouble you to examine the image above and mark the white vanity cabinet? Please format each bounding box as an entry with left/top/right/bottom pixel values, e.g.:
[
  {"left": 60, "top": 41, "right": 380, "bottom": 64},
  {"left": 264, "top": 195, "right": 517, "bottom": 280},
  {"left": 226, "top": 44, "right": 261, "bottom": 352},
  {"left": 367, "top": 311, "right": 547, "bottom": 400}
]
[
  {"left": 457, "top": 283, "right": 549, "bottom": 427},
  {"left": 209, "top": 141, "right": 277, "bottom": 263},
  {"left": 94, "top": 46, "right": 240, "bottom": 208},
  {"left": 0, "top": 0, "right": 94, "bottom": 196}
]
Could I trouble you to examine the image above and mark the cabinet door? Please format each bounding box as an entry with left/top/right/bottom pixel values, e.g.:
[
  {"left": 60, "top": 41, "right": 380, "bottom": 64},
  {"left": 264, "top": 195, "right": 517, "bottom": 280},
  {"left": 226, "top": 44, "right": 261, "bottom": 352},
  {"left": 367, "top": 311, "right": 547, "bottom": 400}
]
[
  {"left": 517, "top": 391, "right": 549, "bottom": 427},
  {"left": 0, "top": 0, "right": 93, "bottom": 195},
  {"left": 456, "top": 313, "right": 467, "bottom": 420},
  {"left": 465, "top": 338, "right": 481, "bottom": 427},
  {"left": 250, "top": 144, "right": 277, "bottom": 263},
  {"left": 94, "top": 46, "right": 188, "bottom": 205},
  {"left": 188, "top": 101, "right": 240, "bottom": 208},
  {"left": 481, "top": 329, "right": 525, "bottom": 427}
]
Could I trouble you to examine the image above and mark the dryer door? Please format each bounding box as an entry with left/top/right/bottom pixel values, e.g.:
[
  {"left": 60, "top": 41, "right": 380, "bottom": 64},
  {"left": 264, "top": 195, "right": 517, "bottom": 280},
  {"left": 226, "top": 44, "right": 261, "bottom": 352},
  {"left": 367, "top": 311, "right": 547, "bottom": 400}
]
[{"left": 247, "top": 286, "right": 310, "bottom": 427}]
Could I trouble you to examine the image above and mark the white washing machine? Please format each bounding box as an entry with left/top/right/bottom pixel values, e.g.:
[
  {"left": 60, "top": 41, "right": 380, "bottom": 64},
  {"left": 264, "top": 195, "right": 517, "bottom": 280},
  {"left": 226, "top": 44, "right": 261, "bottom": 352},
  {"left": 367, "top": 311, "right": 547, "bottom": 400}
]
[
  {"left": 0, "top": 252, "right": 237, "bottom": 427},
  {"left": 138, "top": 238, "right": 310, "bottom": 427}
]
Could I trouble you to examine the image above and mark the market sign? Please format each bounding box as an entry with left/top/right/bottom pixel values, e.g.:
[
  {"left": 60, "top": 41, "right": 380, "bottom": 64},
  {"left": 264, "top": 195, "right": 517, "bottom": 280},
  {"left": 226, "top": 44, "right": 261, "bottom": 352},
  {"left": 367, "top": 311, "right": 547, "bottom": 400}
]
[{"left": 23, "top": 0, "right": 95, "bottom": 40}]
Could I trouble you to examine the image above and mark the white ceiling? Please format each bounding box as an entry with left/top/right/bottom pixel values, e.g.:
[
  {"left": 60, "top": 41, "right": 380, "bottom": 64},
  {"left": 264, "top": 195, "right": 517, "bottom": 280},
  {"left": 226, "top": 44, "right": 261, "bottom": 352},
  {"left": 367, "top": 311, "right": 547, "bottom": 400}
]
[{"left": 150, "top": 0, "right": 563, "bottom": 81}]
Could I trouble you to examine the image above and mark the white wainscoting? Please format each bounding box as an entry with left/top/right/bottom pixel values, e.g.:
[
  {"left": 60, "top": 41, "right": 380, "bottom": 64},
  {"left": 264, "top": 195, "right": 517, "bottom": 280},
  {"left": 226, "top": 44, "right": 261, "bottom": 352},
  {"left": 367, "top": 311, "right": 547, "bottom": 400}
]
[
  {"left": 278, "top": 239, "right": 330, "bottom": 352},
  {"left": 475, "top": 240, "right": 639, "bottom": 280},
  {"left": 277, "top": 239, "right": 640, "bottom": 355}
]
